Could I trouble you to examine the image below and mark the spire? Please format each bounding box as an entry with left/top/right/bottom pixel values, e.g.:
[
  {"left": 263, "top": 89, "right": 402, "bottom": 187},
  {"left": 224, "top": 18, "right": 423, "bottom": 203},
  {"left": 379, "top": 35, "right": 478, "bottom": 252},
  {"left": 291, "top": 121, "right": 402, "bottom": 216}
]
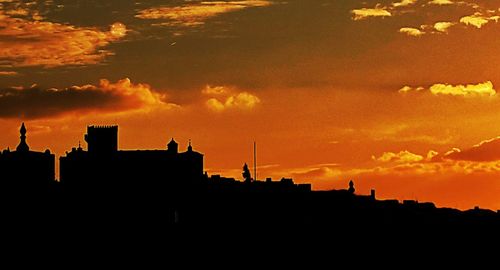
[
  {"left": 20, "top": 122, "right": 26, "bottom": 135},
  {"left": 187, "top": 139, "right": 193, "bottom": 152},
  {"left": 16, "top": 123, "right": 29, "bottom": 152}
]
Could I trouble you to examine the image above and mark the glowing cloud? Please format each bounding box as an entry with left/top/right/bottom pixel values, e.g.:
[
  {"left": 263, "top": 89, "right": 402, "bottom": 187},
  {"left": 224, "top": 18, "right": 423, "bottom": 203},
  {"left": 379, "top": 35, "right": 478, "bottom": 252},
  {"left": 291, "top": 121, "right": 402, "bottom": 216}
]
[
  {"left": 0, "top": 78, "right": 175, "bottom": 119},
  {"left": 460, "top": 13, "right": 491, "bottom": 28},
  {"left": 398, "top": 85, "right": 424, "bottom": 93},
  {"left": 351, "top": 6, "right": 391, "bottom": 20},
  {"left": 135, "top": 0, "right": 272, "bottom": 26},
  {"left": 426, "top": 150, "right": 439, "bottom": 161},
  {"left": 353, "top": 0, "right": 500, "bottom": 35},
  {"left": 0, "top": 11, "right": 127, "bottom": 67},
  {"left": 207, "top": 92, "right": 260, "bottom": 112},
  {"left": 399, "top": 86, "right": 413, "bottom": 93},
  {"left": 400, "top": 81, "right": 496, "bottom": 96},
  {"left": 203, "top": 86, "right": 260, "bottom": 112},
  {"left": 202, "top": 85, "right": 228, "bottom": 95},
  {"left": 373, "top": 150, "right": 424, "bottom": 163},
  {"left": 97, "top": 78, "right": 167, "bottom": 109},
  {"left": 428, "top": 0, "right": 454, "bottom": 5},
  {"left": 434, "top": 21, "right": 455, "bottom": 32},
  {"left": 392, "top": 0, "right": 416, "bottom": 7},
  {"left": 399, "top": 27, "right": 424, "bottom": 36},
  {"left": 429, "top": 81, "right": 496, "bottom": 96}
]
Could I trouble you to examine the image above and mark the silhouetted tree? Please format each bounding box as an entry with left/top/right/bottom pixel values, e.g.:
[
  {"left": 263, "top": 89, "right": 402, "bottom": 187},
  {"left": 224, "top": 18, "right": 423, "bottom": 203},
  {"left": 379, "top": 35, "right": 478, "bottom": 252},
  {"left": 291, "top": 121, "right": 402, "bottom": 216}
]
[{"left": 243, "top": 163, "right": 252, "bottom": 183}]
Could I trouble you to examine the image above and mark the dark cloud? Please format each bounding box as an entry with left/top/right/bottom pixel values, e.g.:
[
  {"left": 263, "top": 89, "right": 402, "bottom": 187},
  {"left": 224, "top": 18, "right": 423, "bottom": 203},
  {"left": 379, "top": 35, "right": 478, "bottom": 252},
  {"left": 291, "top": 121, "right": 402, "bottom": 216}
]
[
  {"left": 444, "top": 137, "right": 500, "bottom": 162},
  {"left": 0, "top": 78, "right": 171, "bottom": 119}
]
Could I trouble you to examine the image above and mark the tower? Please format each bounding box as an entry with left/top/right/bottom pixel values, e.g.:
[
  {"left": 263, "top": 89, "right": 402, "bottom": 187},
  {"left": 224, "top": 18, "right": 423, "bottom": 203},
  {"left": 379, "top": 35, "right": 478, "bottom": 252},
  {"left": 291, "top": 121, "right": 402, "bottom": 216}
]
[
  {"left": 167, "top": 138, "right": 178, "bottom": 154},
  {"left": 85, "top": 125, "right": 118, "bottom": 154},
  {"left": 16, "top": 123, "right": 29, "bottom": 152}
]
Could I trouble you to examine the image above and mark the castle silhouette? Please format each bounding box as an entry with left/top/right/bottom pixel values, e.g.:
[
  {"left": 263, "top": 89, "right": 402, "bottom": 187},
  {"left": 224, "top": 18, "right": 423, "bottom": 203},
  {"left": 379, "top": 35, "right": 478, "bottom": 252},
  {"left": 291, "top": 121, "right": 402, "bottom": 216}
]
[
  {"left": 1, "top": 123, "right": 499, "bottom": 231},
  {"left": 60, "top": 125, "right": 203, "bottom": 194}
]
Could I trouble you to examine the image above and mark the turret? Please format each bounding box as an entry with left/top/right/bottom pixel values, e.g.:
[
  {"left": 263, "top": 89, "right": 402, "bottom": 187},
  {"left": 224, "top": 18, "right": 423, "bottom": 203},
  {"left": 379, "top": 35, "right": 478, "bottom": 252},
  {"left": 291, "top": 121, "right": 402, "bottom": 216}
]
[{"left": 16, "top": 123, "right": 29, "bottom": 152}]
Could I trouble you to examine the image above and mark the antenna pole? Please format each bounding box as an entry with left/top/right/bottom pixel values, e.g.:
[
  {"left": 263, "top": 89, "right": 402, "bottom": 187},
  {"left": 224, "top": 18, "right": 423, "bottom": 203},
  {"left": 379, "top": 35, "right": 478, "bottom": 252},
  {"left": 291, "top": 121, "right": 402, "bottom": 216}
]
[{"left": 254, "top": 141, "right": 257, "bottom": 181}]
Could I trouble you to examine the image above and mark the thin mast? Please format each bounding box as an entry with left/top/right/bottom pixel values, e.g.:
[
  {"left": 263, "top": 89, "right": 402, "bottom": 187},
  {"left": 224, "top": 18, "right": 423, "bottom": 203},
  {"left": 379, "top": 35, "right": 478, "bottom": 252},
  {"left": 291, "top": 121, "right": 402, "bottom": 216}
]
[{"left": 254, "top": 141, "right": 257, "bottom": 181}]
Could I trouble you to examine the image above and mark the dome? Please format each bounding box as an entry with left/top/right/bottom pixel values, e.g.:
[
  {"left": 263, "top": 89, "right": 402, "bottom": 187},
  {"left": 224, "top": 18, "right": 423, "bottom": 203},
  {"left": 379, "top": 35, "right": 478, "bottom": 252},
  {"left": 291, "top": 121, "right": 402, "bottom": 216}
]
[
  {"left": 167, "top": 138, "right": 179, "bottom": 153},
  {"left": 168, "top": 138, "right": 178, "bottom": 146}
]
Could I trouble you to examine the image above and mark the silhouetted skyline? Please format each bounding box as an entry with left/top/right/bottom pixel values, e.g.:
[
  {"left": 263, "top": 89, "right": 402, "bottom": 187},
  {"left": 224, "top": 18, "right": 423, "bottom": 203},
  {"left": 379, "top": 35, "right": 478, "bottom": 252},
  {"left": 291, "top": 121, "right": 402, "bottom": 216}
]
[
  {"left": 1, "top": 122, "right": 500, "bottom": 232},
  {"left": 4, "top": 1, "right": 500, "bottom": 211}
]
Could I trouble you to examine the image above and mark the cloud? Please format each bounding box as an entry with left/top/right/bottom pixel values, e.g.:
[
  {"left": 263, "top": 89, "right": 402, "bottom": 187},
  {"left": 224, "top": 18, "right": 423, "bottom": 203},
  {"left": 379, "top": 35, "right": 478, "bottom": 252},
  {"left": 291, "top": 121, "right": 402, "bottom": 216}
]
[
  {"left": 392, "top": 0, "right": 417, "bottom": 8},
  {"left": 351, "top": 6, "right": 391, "bottom": 20},
  {"left": 372, "top": 150, "right": 424, "bottom": 163},
  {"left": 399, "top": 27, "right": 424, "bottom": 36},
  {"left": 206, "top": 98, "right": 226, "bottom": 111},
  {"left": 428, "top": 0, "right": 454, "bottom": 5},
  {"left": 202, "top": 85, "right": 228, "bottom": 95},
  {"left": 444, "top": 137, "right": 500, "bottom": 162},
  {"left": 429, "top": 81, "right": 496, "bottom": 96},
  {"left": 433, "top": 21, "right": 455, "bottom": 32},
  {"left": 398, "top": 86, "right": 412, "bottom": 93},
  {"left": 370, "top": 136, "right": 500, "bottom": 170},
  {"left": 203, "top": 85, "right": 260, "bottom": 111},
  {"left": 353, "top": 1, "right": 499, "bottom": 35},
  {"left": 369, "top": 148, "right": 500, "bottom": 175},
  {"left": 400, "top": 81, "right": 496, "bottom": 96},
  {"left": 460, "top": 13, "right": 499, "bottom": 28},
  {"left": 0, "top": 10, "right": 127, "bottom": 67},
  {"left": 135, "top": 0, "right": 272, "bottom": 27},
  {"left": 426, "top": 150, "right": 439, "bottom": 161},
  {"left": 206, "top": 92, "right": 260, "bottom": 112},
  {"left": 0, "top": 71, "right": 18, "bottom": 76},
  {"left": 367, "top": 144, "right": 500, "bottom": 177},
  {"left": 399, "top": 22, "right": 454, "bottom": 36},
  {"left": 0, "top": 78, "right": 176, "bottom": 119},
  {"left": 398, "top": 85, "right": 423, "bottom": 93}
]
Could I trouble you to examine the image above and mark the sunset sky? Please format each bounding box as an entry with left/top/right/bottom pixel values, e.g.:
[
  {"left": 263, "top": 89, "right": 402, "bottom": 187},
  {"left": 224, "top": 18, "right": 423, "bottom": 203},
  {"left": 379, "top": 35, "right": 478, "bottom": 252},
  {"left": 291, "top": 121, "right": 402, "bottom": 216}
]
[{"left": 3, "top": 0, "right": 500, "bottom": 210}]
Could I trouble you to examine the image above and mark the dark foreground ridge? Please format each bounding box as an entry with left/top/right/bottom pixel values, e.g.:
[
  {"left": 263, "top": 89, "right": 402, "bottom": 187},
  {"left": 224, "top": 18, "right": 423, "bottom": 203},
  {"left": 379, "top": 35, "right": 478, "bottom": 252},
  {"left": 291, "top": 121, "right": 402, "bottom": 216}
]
[{"left": 1, "top": 123, "right": 500, "bottom": 237}]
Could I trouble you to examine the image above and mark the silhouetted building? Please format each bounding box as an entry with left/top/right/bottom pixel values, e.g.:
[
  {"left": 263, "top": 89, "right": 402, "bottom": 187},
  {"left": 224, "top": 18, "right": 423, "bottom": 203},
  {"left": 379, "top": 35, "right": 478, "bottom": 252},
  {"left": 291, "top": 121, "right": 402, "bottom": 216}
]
[
  {"left": 60, "top": 125, "right": 203, "bottom": 194},
  {"left": 0, "top": 123, "right": 55, "bottom": 191},
  {"left": 85, "top": 125, "right": 118, "bottom": 154}
]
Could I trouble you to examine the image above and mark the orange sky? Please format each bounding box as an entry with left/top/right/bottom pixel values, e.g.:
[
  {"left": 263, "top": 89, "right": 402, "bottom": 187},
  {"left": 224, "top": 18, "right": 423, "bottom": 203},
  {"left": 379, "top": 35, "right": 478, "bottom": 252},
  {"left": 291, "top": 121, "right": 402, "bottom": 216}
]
[{"left": 2, "top": 0, "right": 500, "bottom": 210}]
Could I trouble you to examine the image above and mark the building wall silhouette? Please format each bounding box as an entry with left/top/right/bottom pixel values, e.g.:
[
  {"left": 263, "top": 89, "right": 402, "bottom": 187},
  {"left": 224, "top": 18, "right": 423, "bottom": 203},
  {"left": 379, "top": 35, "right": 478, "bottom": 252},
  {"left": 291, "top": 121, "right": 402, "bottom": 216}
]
[
  {"left": 60, "top": 125, "right": 204, "bottom": 193},
  {"left": 85, "top": 125, "right": 118, "bottom": 154},
  {"left": 0, "top": 123, "right": 55, "bottom": 191}
]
